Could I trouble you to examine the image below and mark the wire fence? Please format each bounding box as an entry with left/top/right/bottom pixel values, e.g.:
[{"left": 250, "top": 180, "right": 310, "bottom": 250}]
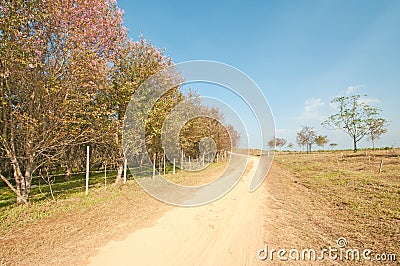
[
  {"left": 0, "top": 148, "right": 229, "bottom": 207},
  {"left": 0, "top": 169, "right": 116, "bottom": 207}
]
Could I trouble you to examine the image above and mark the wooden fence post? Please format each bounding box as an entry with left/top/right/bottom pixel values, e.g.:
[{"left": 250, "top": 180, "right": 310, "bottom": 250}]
[
  {"left": 379, "top": 159, "right": 384, "bottom": 173},
  {"left": 153, "top": 156, "right": 156, "bottom": 179},
  {"left": 181, "top": 151, "right": 184, "bottom": 170},
  {"left": 85, "top": 146, "right": 89, "bottom": 195},
  {"left": 104, "top": 163, "right": 107, "bottom": 190},
  {"left": 163, "top": 152, "right": 166, "bottom": 176},
  {"left": 173, "top": 158, "right": 176, "bottom": 174},
  {"left": 123, "top": 158, "right": 127, "bottom": 184}
]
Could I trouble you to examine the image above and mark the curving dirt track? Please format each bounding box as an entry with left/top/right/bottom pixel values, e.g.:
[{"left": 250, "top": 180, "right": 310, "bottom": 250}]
[{"left": 88, "top": 156, "right": 268, "bottom": 265}]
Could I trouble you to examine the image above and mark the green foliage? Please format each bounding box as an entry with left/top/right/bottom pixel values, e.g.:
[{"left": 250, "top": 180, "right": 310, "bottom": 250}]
[
  {"left": 322, "top": 94, "right": 387, "bottom": 152},
  {"left": 366, "top": 118, "right": 388, "bottom": 149},
  {"left": 315, "top": 135, "right": 329, "bottom": 149}
]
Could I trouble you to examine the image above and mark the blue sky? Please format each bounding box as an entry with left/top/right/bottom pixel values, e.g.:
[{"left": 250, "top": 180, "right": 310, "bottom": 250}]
[{"left": 117, "top": 0, "right": 400, "bottom": 149}]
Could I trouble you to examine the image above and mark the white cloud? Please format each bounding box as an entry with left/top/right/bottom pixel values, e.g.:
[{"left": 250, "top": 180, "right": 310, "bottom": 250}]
[
  {"left": 329, "top": 101, "right": 338, "bottom": 109},
  {"left": 327, "top": 94, "right": 381, "bottom": 111},
  {"left": 344, "top": 85, "right": 365, "bottom": 95},
  {"left": 298, "top": 98, "right": 326, "bottom": 121},
  {"left": 304, "top": 98, "right": 324, "bottom": 112},
  {"left": 329, "top": 85, "right": 381, "bottom": 108},
  {"left": 299, "top": 111, "right": 327, "bottom": 121},
  {"left": 276, "top": 128, "right": 289, "bottom": 136},
  {"left": 333, "top": 85, "right": 365, "bottom": 98},
  {"left": 359, "top": 97, "right": 380, "bottom": 105}
]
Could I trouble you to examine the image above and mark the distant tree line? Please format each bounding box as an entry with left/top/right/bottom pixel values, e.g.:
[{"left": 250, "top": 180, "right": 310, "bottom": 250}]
[{"left": 267, "top": 94, "right": 388, "bottom": 153}]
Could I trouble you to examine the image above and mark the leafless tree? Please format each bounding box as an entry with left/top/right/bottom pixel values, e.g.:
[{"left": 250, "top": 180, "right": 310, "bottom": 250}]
[
  {"left": 267, "top": 137, "right": 287, "bottom": 151},
  {"left": 296, "top": 126, "right": 317, "bottom": 153},
  {"left": 366, "top": 118, "right": 388, "bottom": 150}
]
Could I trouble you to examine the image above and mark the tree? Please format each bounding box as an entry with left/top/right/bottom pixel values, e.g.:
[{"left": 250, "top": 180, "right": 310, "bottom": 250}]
[
  {"left": 267, "top": 138, "right": 276, "bottom": 150},
  {"left": 329, "top": 143, "right": 338, "bottom": 150},
  {"left": 176, "top": 93, "right": 239, "bottom": 158},
  {"left": 107, "top": 37, "right": 177, "bottom": 183},
  {"left": 366, "top": 118, "right": 388, "bottom": 150},
  {"left": 0, "top": 0, "right": 242, "bottom": 203},
  {"left": 276, "top": 138, "right": 287, "bottom": 151},
  {"left": 296, "top": 126, "right": 316, "bottom": 153},
  {"left": 322, "top": 95, "right": 385, "bottom": 153},
  {"left": 225, "top": 124, "right": 240, "bottom": 149},
  {"left": 267, "top": 137, "right": 287, "bottom": 151},
  {"left": 315, "top": 135, "right": 329, "bottom": 150},
  {"left": 0, "top": 0, "right": 126, "bottom": 203}
]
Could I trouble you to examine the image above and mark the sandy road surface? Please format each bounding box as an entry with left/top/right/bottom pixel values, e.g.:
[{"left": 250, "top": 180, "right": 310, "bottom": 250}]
[{"left": 88, "top": 156, "right": 268, "bottom": 266}]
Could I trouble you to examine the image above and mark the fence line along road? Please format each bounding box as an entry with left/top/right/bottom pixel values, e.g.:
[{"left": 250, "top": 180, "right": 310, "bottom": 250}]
[{"left": 0, "top": 147, "right": 229, "bottom": 206}]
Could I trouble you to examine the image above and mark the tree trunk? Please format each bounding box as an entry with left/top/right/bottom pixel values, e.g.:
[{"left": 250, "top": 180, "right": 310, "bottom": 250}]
[
  {"left": 353, "top": 135, "right": 357, "bottom": 153},
  {"left": 158, "top": 156, "right": 162, "bottom": 175},
  {"left": 115, "top": 163, "right": 124, "bottom": 184},
  {"left": 307, "top": 143, "right": 312, "bottom": 154},
  {"left": 24, "top": 156, "right": 34, "bottom": 202},
  {"left": 9, "top": 152, "right": 29, "bottom": 204},
  {"left": 16, "top": 190, "right": 29, "bottom": 204},
  {"left": 18, "top": 141, "right": 35, "bottom": 203},
  {"left": 65, "top": 163, "right": 72, "bottom": 181},
  {"left": 15, "top": 166, "right": 29, "bottom": 204}
]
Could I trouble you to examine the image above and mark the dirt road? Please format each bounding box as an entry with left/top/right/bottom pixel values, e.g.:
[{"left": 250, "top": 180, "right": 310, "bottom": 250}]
[{"left": 88, "top": 156, "right": 268, "bottom": 265}]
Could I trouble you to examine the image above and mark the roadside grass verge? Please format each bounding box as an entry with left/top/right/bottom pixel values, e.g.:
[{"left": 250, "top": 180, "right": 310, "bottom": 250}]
[
  {"left": 1, "top": 179, "right": 125, "bottom": 234},
  {"left": 0, "top": 161, "right": 228, "bottom": 234},
  {"left": 165, "top": 160, "right": 229, "bottom": 186},
  {"left": 0, "top": 170, "right": 120, "bottom": 208},
  {"left": 0, "top": 160, "right": 229, "bottom": 265},
  {"left": 0, "top": 178, "right": 168, "bottom": 266}
]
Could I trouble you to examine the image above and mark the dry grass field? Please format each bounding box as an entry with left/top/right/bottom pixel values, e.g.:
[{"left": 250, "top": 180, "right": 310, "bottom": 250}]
[{"left": 275, "top": 149, "right": 400, "bottom": 259}]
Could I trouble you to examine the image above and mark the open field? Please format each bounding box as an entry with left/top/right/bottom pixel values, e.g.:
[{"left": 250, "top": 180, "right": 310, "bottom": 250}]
[{"left": 275, "top": 149, "right": 400, "bottom": 258}]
